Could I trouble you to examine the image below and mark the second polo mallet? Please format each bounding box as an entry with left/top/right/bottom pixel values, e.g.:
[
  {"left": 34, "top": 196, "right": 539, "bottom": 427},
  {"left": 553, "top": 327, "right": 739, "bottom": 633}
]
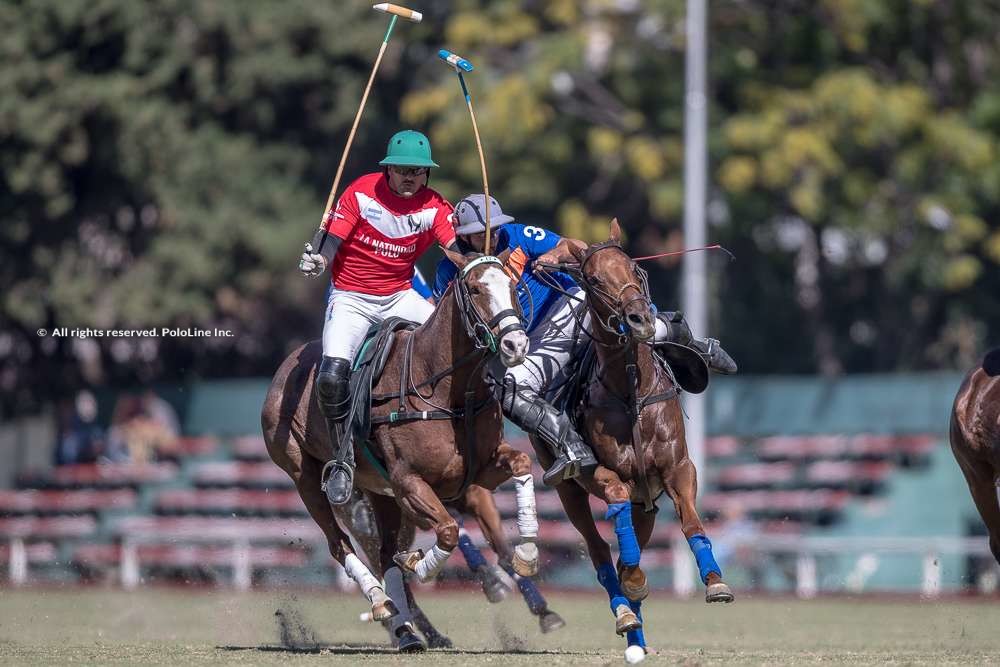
[
  {"left": 312, "top": 4, "right": 423, "bottom": 254},
  {"left": 438, "top": 49, "right": 495, "bottom": 254}
]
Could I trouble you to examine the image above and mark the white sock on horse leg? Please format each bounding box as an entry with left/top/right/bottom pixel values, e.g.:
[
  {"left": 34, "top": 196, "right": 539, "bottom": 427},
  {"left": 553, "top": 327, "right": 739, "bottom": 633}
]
[
  {"left": 513, "top": 474, "right": 539, "bottom": 539},
  {"left": 344, "top": 553, "right": 382, "bottom": 599},
  {"left": 414, "top": 545, "right": 452, "bottom": 582}
]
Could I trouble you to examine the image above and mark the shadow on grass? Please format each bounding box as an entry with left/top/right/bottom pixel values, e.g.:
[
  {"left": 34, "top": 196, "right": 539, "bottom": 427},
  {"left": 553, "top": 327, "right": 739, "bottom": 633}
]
[{"left": 218, "top": 644, "right": 588, "bottom": 656}]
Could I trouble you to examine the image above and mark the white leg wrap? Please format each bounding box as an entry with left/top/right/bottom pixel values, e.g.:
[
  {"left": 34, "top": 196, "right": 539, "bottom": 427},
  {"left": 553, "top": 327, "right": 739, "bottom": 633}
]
[
  {"left": 513, "top": 474, "right": 539, "bottom": 539},
  {"left": 344, "top": 553, "right": 382, "bottom": 600},
  {"left": 413, "top": 545, "right": 452, "bottom": 582}
]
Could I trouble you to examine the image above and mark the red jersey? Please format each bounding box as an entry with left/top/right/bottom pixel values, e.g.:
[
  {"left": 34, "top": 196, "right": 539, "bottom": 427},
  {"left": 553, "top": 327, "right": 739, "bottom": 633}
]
[{"left": 324, "top": 172, "right": 456, "bottom": 296}]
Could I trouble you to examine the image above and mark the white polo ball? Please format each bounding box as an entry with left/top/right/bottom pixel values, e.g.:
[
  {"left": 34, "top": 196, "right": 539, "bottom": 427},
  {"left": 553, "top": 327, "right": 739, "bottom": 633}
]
[{"left": 624, "top": 644, "right": 646, "bottom": 664}]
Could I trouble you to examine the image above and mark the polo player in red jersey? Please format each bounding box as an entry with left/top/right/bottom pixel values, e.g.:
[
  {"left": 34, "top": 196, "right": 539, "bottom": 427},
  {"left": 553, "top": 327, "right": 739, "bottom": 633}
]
[{"left": 299, "top": 129, "right": 459, "bottom": 504}]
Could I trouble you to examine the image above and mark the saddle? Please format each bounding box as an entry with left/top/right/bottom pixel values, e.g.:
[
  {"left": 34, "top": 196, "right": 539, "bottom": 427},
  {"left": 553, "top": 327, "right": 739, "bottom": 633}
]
[
  {"left": 553, "top": 340, "right": 709, "bottom": 430},
  {"left": 343, "top": 317, "right": 419, "bottom": 457}
]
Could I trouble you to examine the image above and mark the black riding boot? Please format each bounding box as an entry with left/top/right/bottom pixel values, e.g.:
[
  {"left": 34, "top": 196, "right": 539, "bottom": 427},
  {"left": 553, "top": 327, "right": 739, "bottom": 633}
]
[
  {"left": 316, "top": 356, "right": 354, "bottom": 505},
  {"left": 493, "top": 377, "right": 597, "bottom": 486},
  {"left": 656, "top": 311, "right": 738, "bottom": 375}
]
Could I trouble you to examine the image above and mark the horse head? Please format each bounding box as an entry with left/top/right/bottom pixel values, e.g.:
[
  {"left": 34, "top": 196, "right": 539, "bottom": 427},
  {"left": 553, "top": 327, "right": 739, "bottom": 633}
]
[
  {"left": 568, "top": 219, "right": 655, "bottom": 342},
  {"left": 442, "top": 247, "right": 529, "bottom": 367}
]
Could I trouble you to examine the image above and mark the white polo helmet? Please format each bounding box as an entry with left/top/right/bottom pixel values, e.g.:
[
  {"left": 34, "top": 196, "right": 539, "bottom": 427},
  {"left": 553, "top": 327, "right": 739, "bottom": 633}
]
[{"left": 453, "top": 194, "right": 515, "bottom": 235}]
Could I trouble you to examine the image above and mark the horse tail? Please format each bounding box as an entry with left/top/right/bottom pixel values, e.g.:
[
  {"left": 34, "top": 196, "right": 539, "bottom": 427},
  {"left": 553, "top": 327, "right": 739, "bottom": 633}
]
[{"left": 983, "top": 347, "right": 1000, "bottom": 377}]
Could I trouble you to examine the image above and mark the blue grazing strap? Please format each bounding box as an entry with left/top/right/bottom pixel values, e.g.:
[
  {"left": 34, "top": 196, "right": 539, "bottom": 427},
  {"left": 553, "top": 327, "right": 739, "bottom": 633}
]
[
  {"left": 687, "top": 534, "right": 722, "bottom": 583},
  {"left": 457, "top": 533, "right": 487, "bottom": 572},
  {"left": 596, "top": 562, "right": 631, "bottom": 614},
  {"left": 627, "top": 599, "right": 646, "bottom": 648},
  {"left": 606, "top": 502, "right": 641, "bottom": 567}
]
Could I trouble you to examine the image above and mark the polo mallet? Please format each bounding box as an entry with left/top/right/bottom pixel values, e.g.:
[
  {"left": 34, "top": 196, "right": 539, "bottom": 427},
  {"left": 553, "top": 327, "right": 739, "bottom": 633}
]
[
  {"left": 438, "top": 49, "right": 494, "bottom": 254},
  {"left": 312, "top": 4, "right": 423, "bottom": 254}
]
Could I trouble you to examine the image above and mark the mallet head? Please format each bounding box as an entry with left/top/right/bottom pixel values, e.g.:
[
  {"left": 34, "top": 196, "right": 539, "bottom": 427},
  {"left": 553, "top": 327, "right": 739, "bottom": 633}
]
[
  {"left": 373, "top": 3, "right": 423, "bottom": 22},
  {"left": 438, "top": 49, "right": 474, "bottom": 72}
]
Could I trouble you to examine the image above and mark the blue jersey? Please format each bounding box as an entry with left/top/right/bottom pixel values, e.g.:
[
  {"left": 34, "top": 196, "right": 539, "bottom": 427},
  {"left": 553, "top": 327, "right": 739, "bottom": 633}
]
[
  {"left": 411, "top": 266, "right": 432, "bottom": 298},
  {"left": 432, "top": 223, "right": 578, "bottom": 332}
]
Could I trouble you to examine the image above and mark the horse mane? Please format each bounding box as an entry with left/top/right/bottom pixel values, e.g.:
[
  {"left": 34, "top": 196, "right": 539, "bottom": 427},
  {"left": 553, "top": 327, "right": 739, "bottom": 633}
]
[{"left": 982, "top": 347, "right": 1000, "bottom": 377}]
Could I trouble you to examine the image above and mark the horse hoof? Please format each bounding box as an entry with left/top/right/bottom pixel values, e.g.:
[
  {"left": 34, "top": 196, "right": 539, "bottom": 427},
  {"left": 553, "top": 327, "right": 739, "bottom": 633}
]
[
  {"left": 539, "top": 610, "right": 566, "bottom": 634},
  {"left": 479, "top": 565, "right": 511, "bottom": 604},
  {"left": 370, "top": 593, "right": 398, "bottom": 622},
  {"left": 512, "top": 543, "right": 539, "bottom": 577},
  {"left": 425, "top": 634, "right": 453, "bottom": 649},
  {"left": 614, "top": 604, "right": 642, "bottom": 636},
  {"left": 396, "top": 626, "right": 426, "bottom": 653},
  {"left": 705, "top": 581, "right": 734, "bottom": 603},
  {"left": 393, "top": 549, "right": 423, "bottom": 574},
  {"left": 619, "top": 568, "right": 649, "bottom": 602}
]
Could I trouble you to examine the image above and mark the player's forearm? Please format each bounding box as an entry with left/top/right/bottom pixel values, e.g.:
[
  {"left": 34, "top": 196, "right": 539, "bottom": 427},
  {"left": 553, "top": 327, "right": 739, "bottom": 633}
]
[
  {"left": 547, "top": 238, "right": 587, "bottom": 263},
  {"left": 310, "top": 229, "right": 343, "bottom": 264}
]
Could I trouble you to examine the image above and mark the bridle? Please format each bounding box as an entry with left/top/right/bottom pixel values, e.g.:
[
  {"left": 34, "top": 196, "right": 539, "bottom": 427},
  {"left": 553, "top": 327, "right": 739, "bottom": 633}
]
[
  {"left": 566, "top": 241, "right": 652, "bottom": 342},
  {"left": 453, "top": 255, "right": 525, "bottom": 354}
]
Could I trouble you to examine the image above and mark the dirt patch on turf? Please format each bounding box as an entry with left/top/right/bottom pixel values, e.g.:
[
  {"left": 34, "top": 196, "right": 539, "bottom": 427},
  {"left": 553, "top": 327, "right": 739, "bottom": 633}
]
[{"left": 274, "top": 594, "right": 320, "bottom": 650}]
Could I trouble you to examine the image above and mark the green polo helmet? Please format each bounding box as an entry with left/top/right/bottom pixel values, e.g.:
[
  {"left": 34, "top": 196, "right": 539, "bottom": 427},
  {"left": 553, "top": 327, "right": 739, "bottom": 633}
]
[{"left": 378, "top": 130, "right": 439, "bottom": 168}]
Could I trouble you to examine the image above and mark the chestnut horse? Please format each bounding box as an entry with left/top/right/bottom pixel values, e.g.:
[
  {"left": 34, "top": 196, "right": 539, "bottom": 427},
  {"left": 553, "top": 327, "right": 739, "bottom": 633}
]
[
  {"left": 950, "top": 347, "right": 1000, "bottom": 566},
  {"left": 262, "top": 250, "right": 540, "bottom": 651},
  {"left": 534, "top": 221, "right": 732, "bottom": 653}
]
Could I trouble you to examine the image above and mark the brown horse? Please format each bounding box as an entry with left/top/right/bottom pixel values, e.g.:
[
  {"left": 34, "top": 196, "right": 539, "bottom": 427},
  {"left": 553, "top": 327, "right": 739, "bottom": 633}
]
[
  {"left": 533, "top": 220, "right": 732, "bottom": 649},
  {"left": 262, "top": 249, "right": 540, "bottom": 650},
  {"left": 950, "top": 348, "right": 1000, "bottom": 565}
]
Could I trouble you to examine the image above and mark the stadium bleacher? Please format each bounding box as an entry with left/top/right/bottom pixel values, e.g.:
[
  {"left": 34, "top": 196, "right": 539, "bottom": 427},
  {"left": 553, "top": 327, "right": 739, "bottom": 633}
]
[{"left": 0, "top": 431, "right": 941, "bottom": 586}]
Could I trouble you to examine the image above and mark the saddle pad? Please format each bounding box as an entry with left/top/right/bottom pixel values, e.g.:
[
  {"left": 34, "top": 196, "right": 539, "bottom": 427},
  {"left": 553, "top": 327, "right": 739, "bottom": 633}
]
[{"left": 344, "top": 317, "right": 419, "bottom": 468}]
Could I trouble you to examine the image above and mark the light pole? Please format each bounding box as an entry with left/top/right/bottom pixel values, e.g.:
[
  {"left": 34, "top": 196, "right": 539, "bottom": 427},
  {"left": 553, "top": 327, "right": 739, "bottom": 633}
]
[{"left": 682, "top": 0, "right": 708, "bottom": 477}]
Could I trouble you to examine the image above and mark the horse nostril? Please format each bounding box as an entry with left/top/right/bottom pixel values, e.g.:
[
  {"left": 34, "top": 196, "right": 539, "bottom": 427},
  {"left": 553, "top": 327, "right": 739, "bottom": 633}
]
[
  {"left": 627, "top": 313, "right": 645, "bottom": 326},
  {"left": 502, "top": 338, "right": 516, "bottom": 354}
]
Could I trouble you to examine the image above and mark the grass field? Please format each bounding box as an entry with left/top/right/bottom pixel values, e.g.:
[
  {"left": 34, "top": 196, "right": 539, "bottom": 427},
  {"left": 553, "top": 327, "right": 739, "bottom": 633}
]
[{"left": 0, "top": 588, "right": 998, "bottom": 665}]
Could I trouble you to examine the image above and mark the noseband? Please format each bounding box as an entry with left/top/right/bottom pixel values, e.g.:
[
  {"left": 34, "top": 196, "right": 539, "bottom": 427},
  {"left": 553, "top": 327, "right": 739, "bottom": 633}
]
[{"left": 454, "top": 255, "right": 525, "bottom": 354}]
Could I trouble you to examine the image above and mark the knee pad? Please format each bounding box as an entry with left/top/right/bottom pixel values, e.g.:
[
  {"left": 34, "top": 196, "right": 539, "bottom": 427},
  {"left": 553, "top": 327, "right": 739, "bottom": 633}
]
[{"left": 317, "top": 356, "right": 352, "bottom": 419}]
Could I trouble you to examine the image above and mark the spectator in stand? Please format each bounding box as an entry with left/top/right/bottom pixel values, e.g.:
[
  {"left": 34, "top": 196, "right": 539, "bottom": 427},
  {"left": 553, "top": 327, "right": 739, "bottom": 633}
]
[
  {"left": 53, "top": 390, "right": 105, "bottom": 466},
  {"left": 139, "top": 389, "right": 181, "bottom": 459},
  {"left": 105, "top": 395, "right": 140, "bottom": 463}
]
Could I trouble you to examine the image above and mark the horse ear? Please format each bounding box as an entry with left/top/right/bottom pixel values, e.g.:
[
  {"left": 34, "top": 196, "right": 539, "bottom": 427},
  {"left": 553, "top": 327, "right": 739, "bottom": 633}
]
[
  {"left": 496, "top": 247, "right": 513, "bottom": 265},
  {"left": 609, "top": 218, "right": 622, "bottom": 243},
  {"left": 568, "top": 242, "right": 585, "bottom": 263},
  {"left": 443, "top": 247, "right": 469, "bottom": 270}
]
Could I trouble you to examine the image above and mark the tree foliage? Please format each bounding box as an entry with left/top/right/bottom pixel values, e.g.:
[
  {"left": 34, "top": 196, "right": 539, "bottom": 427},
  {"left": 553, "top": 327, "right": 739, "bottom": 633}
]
[{"left": 3, "top": 0, "right": 1000, "bottom": 416}]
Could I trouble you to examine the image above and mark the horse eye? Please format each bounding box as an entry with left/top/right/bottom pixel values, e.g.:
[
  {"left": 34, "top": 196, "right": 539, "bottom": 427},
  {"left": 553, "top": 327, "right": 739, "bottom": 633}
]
[{"left": 469, "top": 285, "right": 481, "bottom": 295}]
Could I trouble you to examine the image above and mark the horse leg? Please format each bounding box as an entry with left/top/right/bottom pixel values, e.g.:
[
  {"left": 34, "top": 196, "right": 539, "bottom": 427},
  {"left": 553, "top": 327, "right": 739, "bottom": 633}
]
[
  {"left": 663, "top": 458, "right": 734, "bottom": 603},
  {"left": 555, "top": 477, "right": 641, "bottom": 637},
  {"left": 951, "top": 442, "right": 1000, "bottom": 566},
  {"left": 366, "top": 493, "right": 425, "bottom": 653},
  {"left": 595, "top": 468, "right": 648, "bottom": 602},
  {"left": 391, "top": 473, "right": 459, "bottom": 582},
  {"left": 615, "top": 505, "right": 658, "bottom": 651},
  {"left": 451, "top": 494, "right": 510, "bottom": 603},
  {"left": 463, "top": 484, "right": 566, "bottom": 634},
  {"left": 474, "top": 443, "right": 539, "bottom": 575},
  {"left": 265, "top": 442, "right": 396, "bottom": 620}
]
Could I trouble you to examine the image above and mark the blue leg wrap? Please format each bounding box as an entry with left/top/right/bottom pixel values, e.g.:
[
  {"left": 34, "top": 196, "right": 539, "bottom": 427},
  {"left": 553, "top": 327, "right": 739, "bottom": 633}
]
[
  {"left": 457, "top": 533, "right": 488, "bottom": 572},
  {"left": 596, "top": 562, "right": 630, "bottom": 614},
  {"left": 606, "top": 502, "right": 641, "bottom": 567},
  {"left": 501, "top": 563, "right": 547, "bottom": 615},
  {"left": 687, "top": 534, "right": 722, "bottom": 583},
  {"left": 626, "top": 599, "right": 646, "bottom": 648}
]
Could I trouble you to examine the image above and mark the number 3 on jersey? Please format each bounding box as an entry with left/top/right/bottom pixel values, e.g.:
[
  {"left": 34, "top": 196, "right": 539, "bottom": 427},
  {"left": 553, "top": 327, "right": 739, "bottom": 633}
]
[{"left": 523, "top": 226, "right": 546, "bottom": 241}]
